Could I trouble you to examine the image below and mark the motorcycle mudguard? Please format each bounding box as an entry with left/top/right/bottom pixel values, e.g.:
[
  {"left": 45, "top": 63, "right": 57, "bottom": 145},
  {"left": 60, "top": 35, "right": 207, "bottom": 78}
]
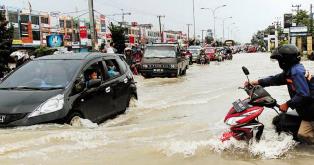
[{"left": 272, "top": 113, "right": 301, "bottom": 140}]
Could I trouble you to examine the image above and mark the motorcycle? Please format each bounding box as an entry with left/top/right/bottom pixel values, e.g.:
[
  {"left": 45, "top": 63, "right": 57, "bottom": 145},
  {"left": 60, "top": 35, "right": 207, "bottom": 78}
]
[
  {"left": 226, "top": 53, "right": 233, "bottom": 60},
  {"left": 221, "top": 66, "right": 293, "bottom": 142},
  {"left": 199, "top": 54, "right": 209, "bottom": 65}
]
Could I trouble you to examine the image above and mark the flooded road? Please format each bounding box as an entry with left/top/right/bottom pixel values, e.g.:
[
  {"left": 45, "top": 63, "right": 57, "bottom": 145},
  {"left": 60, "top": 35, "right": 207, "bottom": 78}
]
[{"left": 1, "top": 53, "right": 314, "bottom": 165}]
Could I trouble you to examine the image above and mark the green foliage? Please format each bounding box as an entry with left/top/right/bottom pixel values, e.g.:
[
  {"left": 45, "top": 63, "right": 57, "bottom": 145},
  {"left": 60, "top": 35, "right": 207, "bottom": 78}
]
[
  {"left": 205, "top": 36, "right": 214, "bottom": 45},
  {"left": 0, "top": 12, "right": 14, "bottom": 77},
  {"left": 279, "top": 40, "right": 289, "bottom": 46},
  {"left": 293, "top": 10, "right": 310, "bottom": 26},
  {"left": 34, "top": 46, "right": 57, "bottom": 57},
  {"left": 188, "top": 39, "right": 195, "bottom": 46},
  {"left": 108, "top": 23, "right": 126, "bottom": 54}
]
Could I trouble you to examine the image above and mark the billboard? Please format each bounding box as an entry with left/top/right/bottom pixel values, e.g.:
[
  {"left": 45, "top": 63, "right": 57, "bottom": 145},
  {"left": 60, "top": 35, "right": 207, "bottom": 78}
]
[
  {"left": 284, "top": 14, "right": 293, "bottom": 28},
  {"left": 46, "top": 34, "right": 64, "bottom": 48}
]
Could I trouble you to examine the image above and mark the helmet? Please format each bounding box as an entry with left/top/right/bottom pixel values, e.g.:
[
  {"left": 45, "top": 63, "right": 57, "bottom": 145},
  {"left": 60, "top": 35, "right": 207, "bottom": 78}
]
[{"left": 270, "top": 44, "right": 301, "bottom": 71}]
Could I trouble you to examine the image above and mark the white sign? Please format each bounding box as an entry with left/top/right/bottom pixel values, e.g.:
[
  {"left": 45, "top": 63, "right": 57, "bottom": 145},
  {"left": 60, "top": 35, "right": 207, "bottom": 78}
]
[
  {"left": 32, "top": 24, "right": 40, "bottom": 30},
  {"left": 290, "top": 26, "right": 308, "bottom": 33},
  {"left": 283, "top": 28, "right": 290, "bottom": 34}
]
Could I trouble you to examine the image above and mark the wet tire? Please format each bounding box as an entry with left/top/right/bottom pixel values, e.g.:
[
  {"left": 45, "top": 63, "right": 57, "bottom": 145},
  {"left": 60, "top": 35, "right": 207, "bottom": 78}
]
[{"left": 66, "top": 111, "right": 83, "bottom": 126}]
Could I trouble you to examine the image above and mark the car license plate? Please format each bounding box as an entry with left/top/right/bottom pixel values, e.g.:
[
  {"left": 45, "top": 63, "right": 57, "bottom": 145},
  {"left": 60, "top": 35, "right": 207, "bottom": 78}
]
[{"left": 153, "top": 69, "right": 164, "bottom": 73}]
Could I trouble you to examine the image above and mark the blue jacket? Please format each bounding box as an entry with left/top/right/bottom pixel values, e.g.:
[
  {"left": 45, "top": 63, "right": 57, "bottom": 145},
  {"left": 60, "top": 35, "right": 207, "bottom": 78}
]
[{"left": 258, "top": 63, "right": 314, "bottom": 120}]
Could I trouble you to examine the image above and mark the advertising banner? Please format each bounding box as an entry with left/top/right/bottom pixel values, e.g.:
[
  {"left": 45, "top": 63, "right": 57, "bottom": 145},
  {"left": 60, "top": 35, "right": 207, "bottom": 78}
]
[{"left": 46, "top": 34, "right": 64, "bottom": 48}]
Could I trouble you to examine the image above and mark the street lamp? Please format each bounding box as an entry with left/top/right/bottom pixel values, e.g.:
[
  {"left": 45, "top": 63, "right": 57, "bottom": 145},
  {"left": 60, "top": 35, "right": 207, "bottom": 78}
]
[
  {"left": 201, "top": 4, "right": 226, "bottom": 40},
  {"left": 222, "top": 16, "right": 232, "bottom": 42},
  {"left": 227, "top": 22, "right": 235, "bottom": 39},
  {"left": 192, "top": 0, "right": 196, "bottom": 41}
]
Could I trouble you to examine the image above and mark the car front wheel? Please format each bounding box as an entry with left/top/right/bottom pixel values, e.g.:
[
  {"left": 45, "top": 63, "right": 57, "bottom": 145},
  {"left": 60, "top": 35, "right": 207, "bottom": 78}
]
[{"left": 66, "top": 111, "right": 83, "bottom": 126}]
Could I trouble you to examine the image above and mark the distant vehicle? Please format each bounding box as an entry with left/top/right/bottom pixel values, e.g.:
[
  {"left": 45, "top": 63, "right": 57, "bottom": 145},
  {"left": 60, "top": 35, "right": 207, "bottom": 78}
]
[
  {"left": 205, "top": 47, "right": 216, "bottom": 61},
  {"left": 224, "top": 40, "right": 235, "bottom": 47},
  {"left": 140, "top": 43, "right": 189, "bottom": 78},
  {"left": 0, "top": 53, "right": 137, "bottom": 127},
  {"left": 187, "top": 45, "right": 202, "bottom": 63}
]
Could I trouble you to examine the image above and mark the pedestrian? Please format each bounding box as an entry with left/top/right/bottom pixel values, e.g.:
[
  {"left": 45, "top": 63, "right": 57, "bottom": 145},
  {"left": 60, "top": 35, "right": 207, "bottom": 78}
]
[{"left": 245, "top": 44, "right": 314, "bottom": 144}]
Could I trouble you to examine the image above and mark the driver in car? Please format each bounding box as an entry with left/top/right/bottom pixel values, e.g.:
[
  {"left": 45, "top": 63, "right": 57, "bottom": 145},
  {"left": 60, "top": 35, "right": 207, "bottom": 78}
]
[{"left": 245, "top": 44, "right": 314, "bottom": 144}]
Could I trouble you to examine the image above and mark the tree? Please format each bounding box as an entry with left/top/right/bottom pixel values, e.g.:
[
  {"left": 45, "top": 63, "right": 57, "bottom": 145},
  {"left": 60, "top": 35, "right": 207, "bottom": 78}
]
[
  {"left": 0, "top": 12, "right": 14, "bottom": 78},
  {"left": 108, "top": 23, "right": 126, "bottom": 54},
  {"left": 293, "top": 10, "right": 310, "bottom": 27},
  {"left": 205, "top": 36, "right": 214, "bottom": 45},
  {"left": 188, "top": 39, "right": 195, "bottom": 46},
  {"left": 33, "top": 46, "right": 57, "bottom": 57}
]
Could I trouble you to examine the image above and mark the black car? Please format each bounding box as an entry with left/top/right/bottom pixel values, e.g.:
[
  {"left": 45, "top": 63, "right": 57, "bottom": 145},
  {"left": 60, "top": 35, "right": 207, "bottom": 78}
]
[
  {"left": 140, "top": 43, "right": 189, "bottom": 78},
  {"left": 0, "top": 53, "right": 137, "bottom": 127}
]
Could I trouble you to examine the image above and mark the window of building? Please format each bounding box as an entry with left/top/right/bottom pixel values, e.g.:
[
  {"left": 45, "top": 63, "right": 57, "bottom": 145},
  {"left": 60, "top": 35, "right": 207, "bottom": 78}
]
[
  {"left": 59, "top": 20, "right": 65, "bottom": 28},
  {"left": 20, "top": 24, "right": 29, "bottom": 37},
  {"left": 20, "top": 15, "right": 29, "bottom": 23},
  {"left": 13, "top": 28, "right": 20, "bottom": 39},
  {"left": 41, "top": 17, "right": 49, "bottom": 24},
  {"left": 8, "top": 12, "right": 18, "bottom": 23},
  {"left": 32, "top": 31, "right": 40, "bottom": 40},
  {"left": 31, "top": 16, "right": 39, "bottom": 25},
  {"left": 66, "top": 20, "right": 72, "bottom": 28}
]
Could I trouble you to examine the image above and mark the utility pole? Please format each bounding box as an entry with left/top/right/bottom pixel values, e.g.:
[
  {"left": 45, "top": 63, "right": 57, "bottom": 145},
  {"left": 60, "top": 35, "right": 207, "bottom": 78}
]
[
  {"left": 201, "top": 30, "right": 207, "bottom": 45},
  {"left": 120, "top": 9, "right": 131, "bottom": 27},
  {"left": 157, "top": 15, "right": 165, "bottom": 42},
  {"left": 310, "top": 4, "right": 313, "bottom": 34},
  {"left": 186, "top": 24, "right": 192, "bottom": 41},
  {"left": 88, "top": 0, "right": 96, "bottom": 51},
  {"left": 192, "top": 0, "right": 196, "bottom": 41},
  {"left": 292, "top": 4, "right": 301, "bottom": 26},
  {"left": 292, "top": 4, "right": 301, "bottom": 13}
]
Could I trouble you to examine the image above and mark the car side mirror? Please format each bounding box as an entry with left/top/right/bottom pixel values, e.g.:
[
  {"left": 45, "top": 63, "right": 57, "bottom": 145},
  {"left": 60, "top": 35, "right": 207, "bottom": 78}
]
[
  {"left": 87, "top": 79, "right": 101, "bottom": 89},
  {"left": 242, "top": 66, "right": 250, "bottom": 75}
]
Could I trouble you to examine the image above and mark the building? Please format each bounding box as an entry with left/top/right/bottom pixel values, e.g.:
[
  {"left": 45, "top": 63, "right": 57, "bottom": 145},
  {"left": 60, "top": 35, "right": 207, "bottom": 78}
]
[
  {"left": 59, "top": 15, "right": 74, "bottom": 47},
  {"left": 39, "top": 12, "right": 50, "bottom": 46}
]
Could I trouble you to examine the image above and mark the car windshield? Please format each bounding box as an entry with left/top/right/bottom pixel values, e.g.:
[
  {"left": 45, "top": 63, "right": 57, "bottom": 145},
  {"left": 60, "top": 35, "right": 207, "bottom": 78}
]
[
  {"left": 0, "top": 60, "right": 82, "bottom": 90},
  {"left": 188, "top": 49, "right": 200, "bottom": 54},
  {"left": 188, "top": 46, "right": 201, "bottom": 49},
  {"left": 144, "top": 46, "right": 176, "bottom": 58},
  {"left": 206, "top": 48, "right": 215, "bottom": 53}
]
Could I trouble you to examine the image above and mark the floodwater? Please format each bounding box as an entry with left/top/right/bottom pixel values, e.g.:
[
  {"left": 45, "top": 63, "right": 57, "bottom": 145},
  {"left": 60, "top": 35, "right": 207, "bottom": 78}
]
[{"left": 1, "top": 53, "right": 314, "bottom": 165}]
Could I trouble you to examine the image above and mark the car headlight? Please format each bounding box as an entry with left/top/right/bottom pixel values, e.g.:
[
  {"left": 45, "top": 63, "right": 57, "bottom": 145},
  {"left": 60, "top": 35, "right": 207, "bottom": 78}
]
[
  {"left": 142, "top": 64, "right": 148, "bottom": 68},
  {"left": 170, "top": 64, "right": 177, "bottom": 69},
  {"left": 28, "top": 94, "right": 64, "bottom": 118}
]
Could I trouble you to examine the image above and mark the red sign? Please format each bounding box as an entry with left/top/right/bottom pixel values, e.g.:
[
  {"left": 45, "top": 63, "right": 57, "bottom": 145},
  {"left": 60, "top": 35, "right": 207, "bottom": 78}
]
[
  {"left": 106, "top": 33, "right": 112, "bottom": 39},
  {"left": 129, "top": 36, "right": 135, "bottom": 44},
  {"left": 80, "top": 26, "right": 87, "bottom": 39}
]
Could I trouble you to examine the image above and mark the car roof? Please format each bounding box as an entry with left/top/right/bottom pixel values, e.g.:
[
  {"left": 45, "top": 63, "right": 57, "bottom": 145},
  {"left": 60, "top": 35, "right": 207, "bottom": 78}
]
[{"left": 35, "top": 52, "right": 120, "bottom": 60}]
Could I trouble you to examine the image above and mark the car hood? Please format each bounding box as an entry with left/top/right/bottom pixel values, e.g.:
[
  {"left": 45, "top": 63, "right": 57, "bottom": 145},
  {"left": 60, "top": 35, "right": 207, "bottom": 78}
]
[
  {"left": 0, "top": 90, "right": 63, "bottom": 114},
  {"left": 142, "top": 57, "right": 178, "bottom": 64}
]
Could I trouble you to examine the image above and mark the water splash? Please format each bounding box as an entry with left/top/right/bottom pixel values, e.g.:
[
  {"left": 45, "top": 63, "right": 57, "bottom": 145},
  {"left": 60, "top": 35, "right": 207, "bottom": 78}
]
[{"left": 157, "top": 131, "right": 297, "bottom": 159}]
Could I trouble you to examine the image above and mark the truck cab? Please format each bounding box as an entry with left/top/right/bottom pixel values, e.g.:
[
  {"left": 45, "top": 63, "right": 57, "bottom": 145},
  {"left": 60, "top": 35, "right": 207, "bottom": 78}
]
[{"left": 140, "top": 43, "right": 189, "bottom": 78}]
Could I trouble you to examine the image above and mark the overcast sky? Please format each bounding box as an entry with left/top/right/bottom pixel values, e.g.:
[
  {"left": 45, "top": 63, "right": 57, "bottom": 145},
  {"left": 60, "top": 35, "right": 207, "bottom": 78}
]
[{"left": 2, "top": 0, "right": 313, "bottom": 43}]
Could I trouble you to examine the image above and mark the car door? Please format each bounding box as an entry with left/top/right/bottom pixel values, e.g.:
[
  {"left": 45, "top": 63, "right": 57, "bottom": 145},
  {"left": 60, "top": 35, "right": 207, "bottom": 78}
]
[
  {"left": 75, "top": 59, "right": 113, "bottom": 123},
  {"left": 103, "top": 58, "right": 128, "bottom": 113}
]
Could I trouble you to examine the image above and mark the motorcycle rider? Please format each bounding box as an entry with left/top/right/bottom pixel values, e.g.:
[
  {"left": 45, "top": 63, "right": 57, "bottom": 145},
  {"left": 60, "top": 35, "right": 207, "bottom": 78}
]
[
  {"left": 124, "top": 47, "right": 133, "bottom": 66},
  {"left": 245, "top": 44, "right": 314, "bottom": 144}
]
